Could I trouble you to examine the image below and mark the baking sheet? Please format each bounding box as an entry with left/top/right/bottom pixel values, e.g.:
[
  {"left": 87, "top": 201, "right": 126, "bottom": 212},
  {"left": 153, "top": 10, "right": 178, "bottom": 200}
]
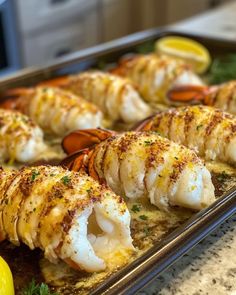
[{"left": 0, "top": 28, "right": 236, "bottom": 295}]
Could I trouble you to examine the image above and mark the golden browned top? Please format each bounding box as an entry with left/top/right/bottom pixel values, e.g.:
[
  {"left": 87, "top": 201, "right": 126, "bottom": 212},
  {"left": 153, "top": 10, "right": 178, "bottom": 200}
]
[
  {"left": 208, "top": 80, "right": 236, "bottom": 108},
  {"left": 0, "top": 165, "right": 127, "bottom": 248},
  {"left": 18, "top": 87, "right": 100, "bottom": 115},
  {"left": 112, "top": 54, "right": 193, "bottom": 103},
  {"left": 91, "top": 131, "right": 201, "bottom": 190},
  {"left": 138, "top": 105, "right": 236, "bottom": 163}
]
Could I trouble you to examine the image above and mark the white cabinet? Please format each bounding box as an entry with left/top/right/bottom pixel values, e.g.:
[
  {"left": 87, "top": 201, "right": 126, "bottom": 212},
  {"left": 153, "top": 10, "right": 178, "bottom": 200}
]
[
  {"left": 21, "top": 10, "right": 99, "bottom": 66},
  {"left": 16, "top": 0, "right": 98, "bottom": 34},
  {"left": 15, "top": 0, "right": 100, "bottom": 66}
]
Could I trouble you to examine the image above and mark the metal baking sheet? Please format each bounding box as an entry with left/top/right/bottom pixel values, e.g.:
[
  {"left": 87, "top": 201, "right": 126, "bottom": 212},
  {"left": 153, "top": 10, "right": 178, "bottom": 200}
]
[{"left": 0, "top": 28, "right": 236, "bottom": 295}]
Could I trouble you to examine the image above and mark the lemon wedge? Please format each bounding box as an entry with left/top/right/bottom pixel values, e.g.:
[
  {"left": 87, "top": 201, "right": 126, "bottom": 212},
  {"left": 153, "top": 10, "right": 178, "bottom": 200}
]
[
  {"left": 0, "top": 256, "right": 15, "bottom": 295},
  {"left": 155, "top": 36, "right": 211, "bottom": 74}
]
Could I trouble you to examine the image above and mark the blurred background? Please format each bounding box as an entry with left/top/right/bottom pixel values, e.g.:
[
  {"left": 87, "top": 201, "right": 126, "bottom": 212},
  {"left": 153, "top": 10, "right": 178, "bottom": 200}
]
[{"left": 0, "top": 0, "right": 233, "bottom": 76}]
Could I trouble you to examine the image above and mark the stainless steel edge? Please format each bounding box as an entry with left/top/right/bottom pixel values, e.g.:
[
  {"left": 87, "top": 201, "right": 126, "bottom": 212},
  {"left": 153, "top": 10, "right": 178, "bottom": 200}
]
[
  {"left": 91, "top": 187, "right": 236, "bottom": 295},
  {"left": 1, "top": 27, "right": 236, "bottom": 90}
]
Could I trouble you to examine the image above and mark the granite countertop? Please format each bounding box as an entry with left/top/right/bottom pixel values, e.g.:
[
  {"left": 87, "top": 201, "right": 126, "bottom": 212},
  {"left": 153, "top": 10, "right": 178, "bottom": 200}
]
[
  {"left": 139, "top": 215, "right": 236, "bottom": 295},
  {"left": 139, "top": 2, "right": 236, "bottom": 294}
]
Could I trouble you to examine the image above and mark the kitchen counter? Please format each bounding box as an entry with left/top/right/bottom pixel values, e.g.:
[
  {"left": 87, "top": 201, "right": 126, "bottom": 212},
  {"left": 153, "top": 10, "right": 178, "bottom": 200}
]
[
  {"left": 139, "top": 214, "right": 236, "bottom": 295},
  {"left": 140, "top": 2, "right": 236, "bottom": 294}
]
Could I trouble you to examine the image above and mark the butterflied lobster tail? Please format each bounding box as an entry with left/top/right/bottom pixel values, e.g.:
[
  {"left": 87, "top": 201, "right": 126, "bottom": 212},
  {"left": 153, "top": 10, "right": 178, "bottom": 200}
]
[
  {"left": 62, "top": 129, "right": 215, "bottom": 211},
  {"left": 0, "top": 165, "right": 133, "bottom": 272}
]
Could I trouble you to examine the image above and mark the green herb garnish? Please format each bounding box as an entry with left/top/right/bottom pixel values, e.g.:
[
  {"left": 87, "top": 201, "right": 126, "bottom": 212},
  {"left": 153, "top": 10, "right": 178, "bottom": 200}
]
[
  {"left": 136, "top": 41, "right": 155, "bottom": 54},
  {"left": 143, "top": 227, "right": 150, "bottom": 236},
  {"left": 217, "top": 170, "right": 228, "bottom": 182},
  {"left": 196, "top": 124, "right": 203, "bottom": 131},
  {"left": 31, "top": 171, "right": 40, "bottom": 181},
  {"left": 139, "top": 214, "right": 148, "bottom": 220},
  {"left": 131, "top": 204, "right": 141, "bottom": 213},
  {"left": 21, "top": 279, "right": 58, "bottom": 295},
  {"left": 144, "top": 140, "right": 152, "bottom": 146},
  {"left": 208, "top": 54, "right": 236, "bottom": 84},
  {"left": 61, "top": 175, "right": 71, "bottom": 185}
]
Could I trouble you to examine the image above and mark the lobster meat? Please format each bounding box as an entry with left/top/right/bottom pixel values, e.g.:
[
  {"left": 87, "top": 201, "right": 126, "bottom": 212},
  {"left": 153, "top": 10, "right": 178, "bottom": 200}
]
[
  {"left": 0, "top": 165, "right": 133, "bottom": 272},
  {"left": 111, "top": 54, "right": 204, "bottom": 104},
  {"left": 0, "top": 86, "right": 103, "bottom": 137},
  {"left": 0, "top": 108, "right": 47, "bottom": 163},
  {"left": 40, "top": 71, "right": 152, "bottom": 125},
  {"left": 136, "top": 105, "right": 236, "bottom": 165},
  {"left": 61, "top": 129, "right": 215, "bottom": 211}
]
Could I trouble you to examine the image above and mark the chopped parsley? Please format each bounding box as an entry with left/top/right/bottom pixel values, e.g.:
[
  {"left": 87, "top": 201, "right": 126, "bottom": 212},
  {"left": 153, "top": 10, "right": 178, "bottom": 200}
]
[
  {"left": 144, "top": 140, "right": 152, "bottom": 146},
  {"left": 21, "top": 279, "right": 58, "bottom": 295},
  {"left": 196, "top": 124, "right": 203, "bottom": 131},
  {"left": 217, "top": 170, "right": 228, "bottom": 182},
  {"left": 31, "top": 171, "right": 40, "bottom": 181},
  {"left": 174, "top": 156, "right": 179, "bottom": 160},
  {"left": 131, "top": 204, "right": 141, "bottom": 213},
  {"left": 139, "top": 214, "right": 148, "bottom": 220},
  {"left": 61, "top": 175, "right": 71, "bottom": 185},
  {"left": 154, "top": 131, "right": 162, "bottom": 136},
  {"left": 143, "top": 227, "right": 150, "bottom": 236}
]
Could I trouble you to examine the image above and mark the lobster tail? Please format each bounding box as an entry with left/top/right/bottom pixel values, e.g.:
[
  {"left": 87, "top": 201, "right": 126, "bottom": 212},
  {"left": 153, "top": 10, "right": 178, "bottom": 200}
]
[
  {"left": 167, "top": 85, "right": 209, "bottom": 104},
  {"left": 62, "top": 128, "right": 116, "bottom": 155}
]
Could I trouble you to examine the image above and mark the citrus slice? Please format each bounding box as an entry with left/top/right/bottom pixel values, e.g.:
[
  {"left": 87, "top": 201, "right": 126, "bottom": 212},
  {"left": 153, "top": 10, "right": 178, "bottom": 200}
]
[
  {"left": 0, "top": 256, "right": 15, "bottom": 295},
  {"left": 155, "top": 36, "right": 211, "bottom": 74}
]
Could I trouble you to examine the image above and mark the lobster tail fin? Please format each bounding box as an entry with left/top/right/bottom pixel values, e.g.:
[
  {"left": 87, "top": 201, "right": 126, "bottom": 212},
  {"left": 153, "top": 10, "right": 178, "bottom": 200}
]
[
  {"left": 62, "top": 128, "right": 115, "bottom": 155},
  {"left": 133, "top": 114, "right": 156, "bottom": 131},
  {"left": 167, "top": 85, "right": 208, "bottom": 104},
  {"left": 0, "top": 87, "right": 31, "bottom": 110},
  {"left": 61, "top": 148, "right": 90, "bottom": 172},
  {"left": 38, "top": 76, "right": 70, "bottom": 87},
  {"left": 61, "top": 148, "right": 101, "bottom": 181}
]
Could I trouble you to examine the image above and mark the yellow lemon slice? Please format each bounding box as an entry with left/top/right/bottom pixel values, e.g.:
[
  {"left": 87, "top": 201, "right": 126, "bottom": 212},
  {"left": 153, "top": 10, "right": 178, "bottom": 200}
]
[
  {"left": 0, "top": 256, "right": 15, "bottom": 295},
  {"left": 155, "top": 36, "right": 211, "bottom": 74}
]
